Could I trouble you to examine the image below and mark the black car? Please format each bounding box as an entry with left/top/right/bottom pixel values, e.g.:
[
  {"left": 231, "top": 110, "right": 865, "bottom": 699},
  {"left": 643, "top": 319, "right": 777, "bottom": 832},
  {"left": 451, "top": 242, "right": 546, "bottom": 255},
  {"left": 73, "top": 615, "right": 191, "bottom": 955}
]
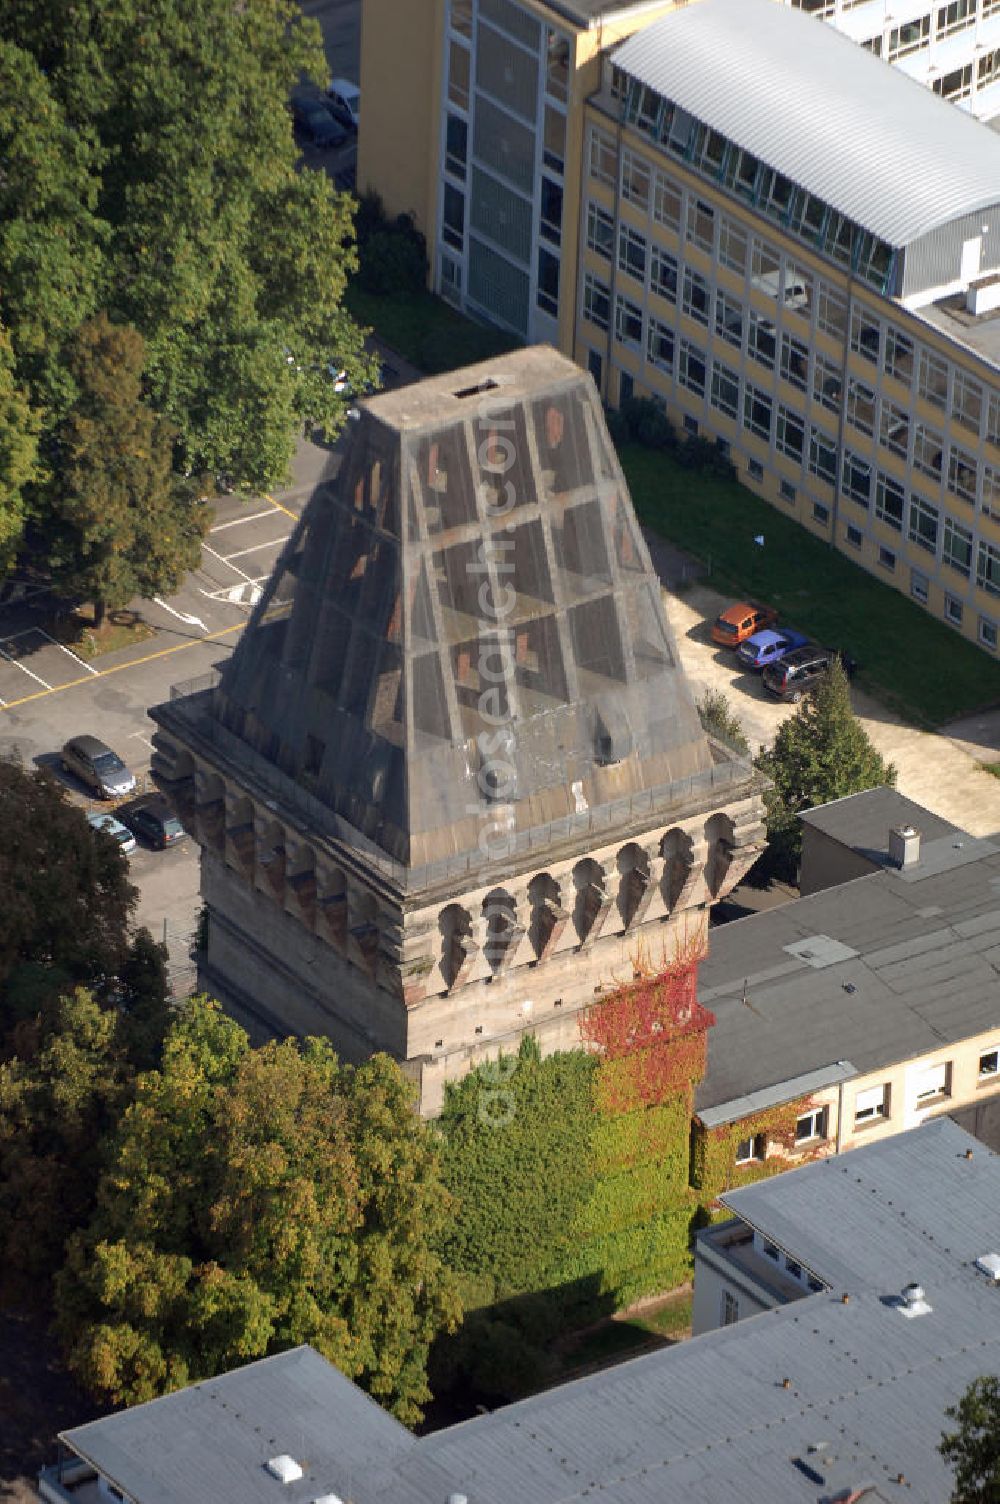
[
  {"left": 762, "top": 645, "right": 835, "bottom": 702},
  {"left": 291, "top": 95, "right": 348, "bottom": 149},
  {"left": 119, "top": 794, "right": 186, "bottom": 849}
]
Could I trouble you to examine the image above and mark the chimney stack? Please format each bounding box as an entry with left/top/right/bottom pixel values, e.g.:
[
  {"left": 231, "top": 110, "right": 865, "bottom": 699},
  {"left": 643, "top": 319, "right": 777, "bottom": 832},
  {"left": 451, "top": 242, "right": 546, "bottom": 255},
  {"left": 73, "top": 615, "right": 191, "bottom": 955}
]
[{"left": 888, "top": 825, "right": 920, "bottom": 869}]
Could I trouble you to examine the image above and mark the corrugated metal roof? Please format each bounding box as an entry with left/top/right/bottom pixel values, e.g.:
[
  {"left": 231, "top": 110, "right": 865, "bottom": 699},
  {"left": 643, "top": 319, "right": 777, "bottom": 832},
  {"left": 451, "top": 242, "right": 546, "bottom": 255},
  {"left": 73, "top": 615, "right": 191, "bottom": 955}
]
[
  {"left": 612, "top": 0, "right": 1000, "bottom": 246},
  {"left": 720, "top": 1116, "right": 1000, "bottom": 1292}
]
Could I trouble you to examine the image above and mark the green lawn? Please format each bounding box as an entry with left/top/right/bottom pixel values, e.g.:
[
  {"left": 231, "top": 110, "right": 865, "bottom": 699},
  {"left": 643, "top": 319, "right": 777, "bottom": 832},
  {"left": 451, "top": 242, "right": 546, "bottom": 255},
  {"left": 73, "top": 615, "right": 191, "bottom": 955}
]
[
  {"left": 346, "top": 286, "right": 521, "bottom": 376},
  {"left": 622, "top": 443, "right": 1000, "bottom": 728},
  {"left": 557, "top": 1290, "right": 693, "bottom": 1375}
]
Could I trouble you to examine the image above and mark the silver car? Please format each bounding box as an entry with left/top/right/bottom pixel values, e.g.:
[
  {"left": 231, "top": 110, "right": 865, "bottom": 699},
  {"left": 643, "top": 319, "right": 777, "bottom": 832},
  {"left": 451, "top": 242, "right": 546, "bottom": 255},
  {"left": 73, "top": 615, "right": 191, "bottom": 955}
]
[
  {"left": 86, "top": 809, "right": 137, "bottom": 855},
  {"left": 62, "top": 735, "right": 136, "bottom": 799}
]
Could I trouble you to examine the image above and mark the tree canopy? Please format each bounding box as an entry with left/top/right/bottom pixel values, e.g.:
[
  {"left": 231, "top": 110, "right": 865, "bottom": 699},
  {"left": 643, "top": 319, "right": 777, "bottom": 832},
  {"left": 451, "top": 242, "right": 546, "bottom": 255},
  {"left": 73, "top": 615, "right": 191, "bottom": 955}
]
[
  {"left": 940, "top": 1377, "right": 1000, "bottom": 1504},
  {"left": 54, "top": 1000, "right": 460, "bottom": 1423},
  {"left": 0, "top": 755, "right": 137, "bottom": 1014},
  {"left": 0, "top": 0, "right": 373, "bottom": 586},
  {"left": 755, "top": 659, "right": 896, "bottom": 880},
  {"left": 46, "top": 315, "right": 210, "bottom": 624},
  {"left": 0, "top": 988, "right": 135, "bottom": 1303}
]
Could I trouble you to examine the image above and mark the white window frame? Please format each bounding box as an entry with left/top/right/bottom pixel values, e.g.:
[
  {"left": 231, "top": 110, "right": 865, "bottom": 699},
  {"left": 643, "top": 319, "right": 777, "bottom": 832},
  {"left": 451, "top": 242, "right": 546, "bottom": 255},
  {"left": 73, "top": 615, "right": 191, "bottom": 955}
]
[
  {"left": 854, "top": 1082, "right": 889, "bottom": 1124},
  {"left": 979, "top": 1047, "right": 999, "bottom": 1079},
  {"left": 913, "top": 1060, "right": 950, "bottom": 1103},
  {"left": 735, "top": 1131, "right": 766, "bottom": 1164},
  {"left": 795, "top": 1107, "right": 828, "bottom": 1144}
]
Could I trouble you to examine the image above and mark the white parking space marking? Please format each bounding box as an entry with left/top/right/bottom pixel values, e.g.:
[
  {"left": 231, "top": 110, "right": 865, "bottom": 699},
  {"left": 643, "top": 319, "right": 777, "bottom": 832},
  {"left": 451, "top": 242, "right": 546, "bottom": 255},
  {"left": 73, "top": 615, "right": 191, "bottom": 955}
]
[
  {"left": 209, "top": 509, "right": 278, "bottom": 533},
  {"left": 223, "top": 538, "right": 290, "bottom": 562},
  {"left": 131, "top": 732, "right": 155, "bottom": 752},
  {"left": 203, "top": 542, "right": 256, "bottom": 583},
  {"left": 36, "top": 626, "right": 100, "bottom": 675},
  {"left": 0, "top": 639, "right": 51, "bottom": 689}
]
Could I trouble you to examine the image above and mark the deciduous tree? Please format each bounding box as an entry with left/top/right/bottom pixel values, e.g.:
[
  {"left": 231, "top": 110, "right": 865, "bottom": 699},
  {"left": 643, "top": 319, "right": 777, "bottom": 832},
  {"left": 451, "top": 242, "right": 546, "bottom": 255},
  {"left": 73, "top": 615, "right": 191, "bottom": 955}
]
[
  {"left": 0, "top": 327, "right": 39, "bottom": 574},
  {"left": 940, "top": 1377, "right": 1000, "bottom": 1504},
  {"left": 55, "top": 1000, "right": 460, "bottom": 1423},
  {"left": 0, "top": 755, "right": 137, "bottom": 1021},
  {"left": 755, "top": 659, "right": 895, "bottom": 880},
  {"left": 0, "top": 0, "right": 373, "bottom": 493},
  {"left": 46, "top": 314, "right": 210, "bottom": 624},
  {"left": 0, "top": 989, "right": 133, "bottom": 1303}
]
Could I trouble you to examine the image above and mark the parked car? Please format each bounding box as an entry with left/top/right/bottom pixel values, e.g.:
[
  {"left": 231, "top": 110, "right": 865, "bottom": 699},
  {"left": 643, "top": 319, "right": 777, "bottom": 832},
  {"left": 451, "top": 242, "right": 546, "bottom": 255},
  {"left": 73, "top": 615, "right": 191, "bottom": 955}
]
[
  {"left": 737, "top": 627, "right": 810, "bottom": 672},
  {"left": 325, "top": 78, "right": 360, "bottom": 131},
  {"left": 62, "top": 735, "right": 136, "bottom": 799},
  {"left": 86, "top": 809, "right": 137, "bottom": 856},
  {"left": 119, "top": 794, "right": 186, "bottom": 849},
  {"left": 711, "top": 601, "right": 779, "bottom": 648},
  {"left": 762, "top": 645, "right": 835, "bottom": 702},
  {"left": 291, "top": 93, "right": 348, "bottom": 148}
]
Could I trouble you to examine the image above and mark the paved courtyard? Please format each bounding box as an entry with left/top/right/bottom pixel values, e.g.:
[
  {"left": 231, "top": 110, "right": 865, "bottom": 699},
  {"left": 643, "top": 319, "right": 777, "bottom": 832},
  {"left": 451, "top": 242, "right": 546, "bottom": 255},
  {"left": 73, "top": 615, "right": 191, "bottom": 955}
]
[{"left": 662, "top": 580, "right": 1000, "bottom": 838}]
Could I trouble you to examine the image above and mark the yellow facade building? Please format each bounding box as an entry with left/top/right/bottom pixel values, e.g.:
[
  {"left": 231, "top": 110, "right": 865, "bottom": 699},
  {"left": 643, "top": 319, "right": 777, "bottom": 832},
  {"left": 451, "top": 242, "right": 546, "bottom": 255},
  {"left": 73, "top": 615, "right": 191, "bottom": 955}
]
[{"left": 360, "top": 0, "right": 1000, "bottom": 653}]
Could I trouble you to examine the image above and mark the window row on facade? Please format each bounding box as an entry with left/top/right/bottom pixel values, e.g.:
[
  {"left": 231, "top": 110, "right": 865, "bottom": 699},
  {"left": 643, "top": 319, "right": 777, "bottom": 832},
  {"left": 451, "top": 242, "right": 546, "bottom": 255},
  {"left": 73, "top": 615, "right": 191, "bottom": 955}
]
[
  {"left": 583, "top": 269, "right": 1000, "bottom": 528},
  {"left": 733, "top": 1044, "right": 1000, "bottom": 1170},
  {"left": 586, "top": 138, "right": 999, "bottom": 453},
  {"left": 601, "top": 81, "right": 896, "bottom": 293}
]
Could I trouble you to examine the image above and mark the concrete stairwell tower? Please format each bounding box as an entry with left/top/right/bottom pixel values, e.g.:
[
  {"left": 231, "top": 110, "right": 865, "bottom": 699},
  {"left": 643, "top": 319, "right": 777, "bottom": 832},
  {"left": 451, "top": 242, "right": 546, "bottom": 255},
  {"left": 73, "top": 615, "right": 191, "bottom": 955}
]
[{"left": 151, "top": 347, "right": 766, "bottom": 1113}]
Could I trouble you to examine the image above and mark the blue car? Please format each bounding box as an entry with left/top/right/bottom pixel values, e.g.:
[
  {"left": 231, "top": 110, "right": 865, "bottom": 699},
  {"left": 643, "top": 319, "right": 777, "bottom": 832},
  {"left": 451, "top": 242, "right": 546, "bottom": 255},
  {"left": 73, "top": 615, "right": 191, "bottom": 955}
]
[{"left": 737, "top": 627, "right": 810, "bottom": 671}]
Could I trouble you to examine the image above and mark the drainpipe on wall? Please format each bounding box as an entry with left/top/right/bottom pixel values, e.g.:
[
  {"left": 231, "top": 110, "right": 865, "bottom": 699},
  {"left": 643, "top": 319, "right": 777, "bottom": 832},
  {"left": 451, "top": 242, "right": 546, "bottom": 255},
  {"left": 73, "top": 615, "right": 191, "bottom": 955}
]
[
  {"left": 605, "top": 80, "right": 626, "bottom": 399},
  {"left": 829, "top": 268, "right": 855, "bottom": 555},
  {"left": 836, "top": 1076, "right": 845, "bottom": 1155}
]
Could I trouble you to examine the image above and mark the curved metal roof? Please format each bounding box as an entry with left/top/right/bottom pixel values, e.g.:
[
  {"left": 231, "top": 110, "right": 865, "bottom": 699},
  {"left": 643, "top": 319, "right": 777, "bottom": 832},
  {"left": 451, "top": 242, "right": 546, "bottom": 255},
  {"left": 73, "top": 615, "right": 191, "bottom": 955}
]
[{"left": 613, "top": 0, "right": 1000, "bottom": 248}]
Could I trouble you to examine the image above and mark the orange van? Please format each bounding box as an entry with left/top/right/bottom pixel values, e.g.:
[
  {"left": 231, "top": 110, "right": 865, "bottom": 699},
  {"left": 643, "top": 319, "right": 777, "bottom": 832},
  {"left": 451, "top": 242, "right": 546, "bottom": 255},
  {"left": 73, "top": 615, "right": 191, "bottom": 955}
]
[{"left": 711, "top": 601, "right": 779, "bottom": 648}]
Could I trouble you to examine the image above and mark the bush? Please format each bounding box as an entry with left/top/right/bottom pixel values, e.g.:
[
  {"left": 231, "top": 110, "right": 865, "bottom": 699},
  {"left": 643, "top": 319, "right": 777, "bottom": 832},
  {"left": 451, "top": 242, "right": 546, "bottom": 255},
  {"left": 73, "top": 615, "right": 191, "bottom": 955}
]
[
  {"left": 357, "top": 227, "right": 427, "bottom": 296},
  {"left": 697, "top": 689, "right": 751, "bottom": 755},
  {"left": 353, "top": 192, "right": 427, "bottom": 296},
  {"left": 676, "top": 435, "right": 736, "bottom": 478},
  {"left": 611, "top": 396, "right": 678, "bottom": 452}
]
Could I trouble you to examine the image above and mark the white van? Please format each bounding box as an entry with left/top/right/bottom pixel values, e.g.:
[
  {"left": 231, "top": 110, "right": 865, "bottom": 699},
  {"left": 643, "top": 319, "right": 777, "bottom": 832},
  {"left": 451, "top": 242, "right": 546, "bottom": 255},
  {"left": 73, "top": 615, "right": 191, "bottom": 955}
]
[{"left": 751, "top": 267, "right": 810, "bottom": 311}]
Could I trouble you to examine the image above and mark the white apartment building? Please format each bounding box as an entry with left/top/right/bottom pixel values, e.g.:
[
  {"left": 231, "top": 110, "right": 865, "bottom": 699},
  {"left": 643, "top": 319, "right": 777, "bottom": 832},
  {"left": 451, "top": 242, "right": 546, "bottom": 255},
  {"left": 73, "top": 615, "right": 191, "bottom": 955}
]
[{"left": 787, "top": 0, "right": 1000, "bottom": 119}]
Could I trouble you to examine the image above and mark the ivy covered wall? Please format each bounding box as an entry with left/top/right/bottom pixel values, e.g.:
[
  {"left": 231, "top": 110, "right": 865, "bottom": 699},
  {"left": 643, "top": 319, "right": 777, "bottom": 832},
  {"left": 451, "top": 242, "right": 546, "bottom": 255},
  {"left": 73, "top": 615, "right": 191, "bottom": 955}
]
[{"left": 432, "top": 946, "right": 716, "bottom": 1398}]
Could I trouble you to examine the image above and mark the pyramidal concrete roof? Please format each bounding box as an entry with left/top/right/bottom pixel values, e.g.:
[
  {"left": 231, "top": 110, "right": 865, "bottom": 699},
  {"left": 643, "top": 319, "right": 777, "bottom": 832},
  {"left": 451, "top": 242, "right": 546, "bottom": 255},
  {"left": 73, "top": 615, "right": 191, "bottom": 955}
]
[{"left": 211, "top": 347, "right": 723, "bottom": 875}]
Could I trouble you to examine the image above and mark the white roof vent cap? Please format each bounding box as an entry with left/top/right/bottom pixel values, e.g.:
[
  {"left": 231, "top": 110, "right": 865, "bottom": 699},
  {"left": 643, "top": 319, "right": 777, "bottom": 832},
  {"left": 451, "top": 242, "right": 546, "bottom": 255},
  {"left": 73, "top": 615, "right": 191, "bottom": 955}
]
[
  {"left": 266, "top": 1456, "right": 304, "bottom": 1485},
  {"left": 976, "top": 1252, "right": 1000, "bottom": 1282},
  {"left": 898, "top": 1281, "right": 932, "bottom": 1317},
  {"left": 448, "top": 1495, "right": 470, "bottom": 1504},
  {"left": 313, "top": 1495, "right": 345, "bottom": 1504}
]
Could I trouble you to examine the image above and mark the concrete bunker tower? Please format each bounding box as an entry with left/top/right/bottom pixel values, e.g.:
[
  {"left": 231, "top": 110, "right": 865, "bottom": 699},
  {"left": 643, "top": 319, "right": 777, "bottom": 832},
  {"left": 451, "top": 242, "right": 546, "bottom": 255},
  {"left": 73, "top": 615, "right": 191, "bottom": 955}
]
[{"left": 151, "top": 348, "right": 765, "bottom": 1114}]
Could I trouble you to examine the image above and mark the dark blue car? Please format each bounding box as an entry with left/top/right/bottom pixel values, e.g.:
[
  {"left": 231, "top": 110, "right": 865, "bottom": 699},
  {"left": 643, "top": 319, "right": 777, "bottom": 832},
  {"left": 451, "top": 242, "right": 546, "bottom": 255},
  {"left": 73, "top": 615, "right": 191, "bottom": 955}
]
[{"left": 737, "top": 627, "right": 810, "bottom": 671}]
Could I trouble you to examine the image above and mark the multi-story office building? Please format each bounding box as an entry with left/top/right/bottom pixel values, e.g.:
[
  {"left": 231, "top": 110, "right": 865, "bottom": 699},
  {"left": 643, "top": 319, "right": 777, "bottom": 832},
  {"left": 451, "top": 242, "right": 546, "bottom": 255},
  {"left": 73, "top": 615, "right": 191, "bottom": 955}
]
[
  {"left": 358, "top": 0, "right": 676, "bottom": 348},
  {"left": 578, "top": 0, "right": 1000, "bottom": 652},
  {"left": 785, "top": 0, "right": 1000, "bottom": 120},
  {"left": 360, "top": 0, "right": 1000, "bottom": 652}
]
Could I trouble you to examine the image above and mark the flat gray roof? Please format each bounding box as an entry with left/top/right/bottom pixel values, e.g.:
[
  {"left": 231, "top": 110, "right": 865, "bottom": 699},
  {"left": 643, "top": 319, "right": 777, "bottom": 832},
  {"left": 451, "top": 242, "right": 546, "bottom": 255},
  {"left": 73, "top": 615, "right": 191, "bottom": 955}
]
[
  {"left": 61, "top": 1346, "right": 413, "bottom": 1504},
  {"left": 916, "top": 294, "right": 1000, "bottom": 375},
  {"left": 613, "top": 0, "right": 1000, "bottom": 246},
  {"left": 800, "top": 785, "right": 960, "bottom": 859},
  {"left": 696, "top": 832, "right": 1000, "bottom": 1117}
]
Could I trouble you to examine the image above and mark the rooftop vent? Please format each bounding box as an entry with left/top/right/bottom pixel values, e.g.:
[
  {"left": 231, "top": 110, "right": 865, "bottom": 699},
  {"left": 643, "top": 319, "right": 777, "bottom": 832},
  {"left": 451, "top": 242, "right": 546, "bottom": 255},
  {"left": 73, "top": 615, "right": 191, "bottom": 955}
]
[
  {"left": 897, "top": 1281, "right": 932, "bottom": 1317},
  {"left": 266, "top": 1456, "right": 303, "bottom": 1485},
  {"left": 888, "top": 824, "right": 920, "bottom": 869},
  {"left": 448, "top": 1495, "right": 470, "bottom": 1504},
  {"left": 976, "top": 1252, "right": 1000, "bottom": 1282},
  {"left": 313, "top": 1495, "right": 345, "bottom": 1504}
]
